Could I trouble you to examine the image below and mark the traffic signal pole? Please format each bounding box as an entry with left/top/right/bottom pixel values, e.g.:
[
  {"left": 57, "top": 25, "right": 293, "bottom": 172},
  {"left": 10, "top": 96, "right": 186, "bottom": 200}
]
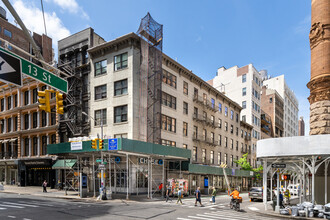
[{"left": 100, "top": 111, "right": 105, "bottom": 199}]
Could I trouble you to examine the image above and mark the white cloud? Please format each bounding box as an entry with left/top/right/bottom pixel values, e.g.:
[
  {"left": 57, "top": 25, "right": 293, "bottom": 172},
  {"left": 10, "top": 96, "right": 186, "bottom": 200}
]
[
  {"left": 11, "top": 0, "right": 70, "bottom": 56},
  {"left": 52, "top": 0, "right": 89, "bottom": 19},
  {"left": 295, "top": 15, "right": 311, "bottom": 34}
]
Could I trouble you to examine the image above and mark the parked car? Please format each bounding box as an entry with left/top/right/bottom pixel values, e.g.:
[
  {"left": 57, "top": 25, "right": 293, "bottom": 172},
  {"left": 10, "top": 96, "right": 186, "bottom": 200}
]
[{"left": 248, "top": 187, "right": 270, "bottom": 201}]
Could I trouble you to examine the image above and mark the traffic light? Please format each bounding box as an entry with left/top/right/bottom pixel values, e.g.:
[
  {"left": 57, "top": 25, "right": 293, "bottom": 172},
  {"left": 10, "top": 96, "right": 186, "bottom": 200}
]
[
  {"left": 38, "top": 90, "right": 51, "bottom": 112},
  {"left": 99, "top": 139, "right": 103, "bottom": 149},
  {"left": 91, "top": 139, "right": 97, "bottom": 149},
  {"left": 56, "top": 91, "right": 67, "bottom": 114}
]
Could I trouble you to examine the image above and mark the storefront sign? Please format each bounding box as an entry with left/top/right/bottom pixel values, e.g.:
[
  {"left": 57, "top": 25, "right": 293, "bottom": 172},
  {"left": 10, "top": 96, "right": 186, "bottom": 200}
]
[
  {"left": 108, "top": 139, "right": 118, "bottom": 150},
  {"left": 138, "top": 158, "right": 163, "bottom": 165},
  {"left": 71, "top": 141, "right": 82, "bottom": 151}
]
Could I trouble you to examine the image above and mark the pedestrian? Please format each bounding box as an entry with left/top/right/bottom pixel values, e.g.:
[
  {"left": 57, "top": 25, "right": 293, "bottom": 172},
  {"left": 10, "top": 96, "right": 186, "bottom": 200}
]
[
  {"left": 177, "top": 188, "right": 183, "bottom": 204},
  {"left": 211, "top": 186, "right": 217, "bottom": 205},
  {"left": 42, "top": 180, "right": 47, "bottom": 193},
  {"left": 165, "top": 185, "right": 172, "bottom": 202},
  {"left": 195, "top": 187, "right": 203, "bottom": 207}
]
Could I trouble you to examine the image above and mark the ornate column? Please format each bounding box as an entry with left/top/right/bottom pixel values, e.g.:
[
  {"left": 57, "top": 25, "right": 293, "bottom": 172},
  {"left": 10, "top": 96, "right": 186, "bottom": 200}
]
[{"left": 307, "top": 0, "right": 330, "bottom": 135}]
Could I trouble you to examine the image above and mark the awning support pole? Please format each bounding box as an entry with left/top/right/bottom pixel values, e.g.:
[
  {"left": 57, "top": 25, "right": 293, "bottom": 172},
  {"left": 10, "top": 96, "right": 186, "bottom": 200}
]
[
  {"left": 147, "top": 156, "right": 150, "bottom": 199},
  {"left": 270, "top": 168, "right": 273, "bottom": 200},
  {"left": 78, "top": 156, "right": 80, "bottom": 196},
  {"left": 325, "top": 160, "right": 329, "bottom": 204},
  {"left": 162, "top": 157, "right": 165, "bottom": 198},
  {"left": 312, "top": 156, "right": 315, "bottom": 205},
  {"left": 109, "top": 154, "right": 112, "bottom": 199},
  {"left": 114, "top": 161, "right": 117, "bottom": 194},
  {"left": 126, "top": 153, "right": 129, "bottom": 200},
  {"left": 150, "top": 157, "right": 153, "bottom": 199},
  {"left": 303, "top": 159, "right": 306, "bottom": 202},
  {"left": 276, "top": 169, "right": 280, "bottom": 212},
  {"left": 263, "top": 159, "right": 267, "bottom": 210}
]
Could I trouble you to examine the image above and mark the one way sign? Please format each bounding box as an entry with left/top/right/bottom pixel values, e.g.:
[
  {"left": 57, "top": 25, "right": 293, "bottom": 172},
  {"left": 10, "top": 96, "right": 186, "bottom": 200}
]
[{"left": 0, "top": 49, "right": 22, "bottom": 86}]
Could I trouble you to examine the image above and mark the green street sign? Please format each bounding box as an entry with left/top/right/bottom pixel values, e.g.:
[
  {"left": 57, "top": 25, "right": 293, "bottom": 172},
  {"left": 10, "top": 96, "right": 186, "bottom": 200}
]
[
  {"left": 0, "top": 47, "right": 68, "bottom": 93},
  {"left": 96, "top": 159, "right": 102, "bottom": 163}
]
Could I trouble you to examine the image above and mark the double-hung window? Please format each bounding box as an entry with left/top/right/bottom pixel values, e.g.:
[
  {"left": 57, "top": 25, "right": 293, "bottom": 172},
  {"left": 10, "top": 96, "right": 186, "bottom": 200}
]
[
  {"left": 95, "top": 84, "right": 107, "bottom": 100},
  {"left": 114, "top": 105, "right": 127, "bottom": 123},
  {"left": 95, "top": 109, "right": 107, "bottom": 125},
  {"left": 114, "top": 53, "right": 128, "bottom": 71},
  {"left": 95, "top": 60, "right": 107, "bottom": 76},
  {"left": 114, "top": 79, "right": 128, "bottom": 96},
  {"left": 161, "top": 114, "right": 176, "bottom": 132}
]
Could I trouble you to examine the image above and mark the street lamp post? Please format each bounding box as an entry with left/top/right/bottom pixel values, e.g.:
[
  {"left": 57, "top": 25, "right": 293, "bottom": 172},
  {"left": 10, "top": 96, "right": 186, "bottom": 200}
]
[{"left": 82, "top": 111, "right": 105, "bottom": 200}]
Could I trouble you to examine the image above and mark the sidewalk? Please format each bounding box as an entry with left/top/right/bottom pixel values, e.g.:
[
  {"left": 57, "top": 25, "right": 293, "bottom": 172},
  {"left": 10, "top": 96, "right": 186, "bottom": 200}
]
[{"left": 247, "top": 199, "right": 320, "bottom": 220}]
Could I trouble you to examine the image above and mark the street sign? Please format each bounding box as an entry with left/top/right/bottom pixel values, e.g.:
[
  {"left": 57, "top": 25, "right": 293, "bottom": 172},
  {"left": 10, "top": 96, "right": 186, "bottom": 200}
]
[
  {"left": 0, "top": 47, "right": 68, "bottom": 93},
  {"left": 96, "top": 159, "right": 102, "bottom": 163},
  {"left": 99, "top": 164, "right": 105, "bottom": 169},
  {"left": 0, "top": 49, "right": 22, "bottom": 86},
  {"left": 271, "top": 163, "right": 286, "bottom": 168},
  {"left": 108, "top": 138, "right": 118, "bottom": 150}
]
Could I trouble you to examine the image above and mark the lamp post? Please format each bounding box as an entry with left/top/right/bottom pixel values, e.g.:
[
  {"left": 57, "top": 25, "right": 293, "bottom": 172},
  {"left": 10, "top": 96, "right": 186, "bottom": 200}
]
[{"left": 82, "top": 111, "right": 105, "bottom": 200}]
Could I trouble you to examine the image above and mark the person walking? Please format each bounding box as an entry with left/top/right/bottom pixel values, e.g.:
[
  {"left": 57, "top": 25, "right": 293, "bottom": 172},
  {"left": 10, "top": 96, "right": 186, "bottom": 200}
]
[
  {"left": 195, "top": 187, "right": 203, "bottom": 207},
  {"left": 165, "top": 185, "right": 172, "bottom": 202},
  {"left": 177, "top": 188, "right": 183, "bottom": 204},
  {"left": 42, "top": 180, "right": 47, "bottom": 193},
  {"left": 211, "top": 186, "right": 217, "bottom": 205}
]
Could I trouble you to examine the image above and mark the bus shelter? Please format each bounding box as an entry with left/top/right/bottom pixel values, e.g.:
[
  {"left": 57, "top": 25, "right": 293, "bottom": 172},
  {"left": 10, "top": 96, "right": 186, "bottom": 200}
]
[{"left": 257, "top": 135, "right": 330, "bottom": 211}]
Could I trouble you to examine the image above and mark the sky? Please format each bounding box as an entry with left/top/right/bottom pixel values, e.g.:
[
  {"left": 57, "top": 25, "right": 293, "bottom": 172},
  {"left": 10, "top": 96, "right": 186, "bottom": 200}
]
[{"left": 1, "top": 0, "right": 311, "bottom": 133}]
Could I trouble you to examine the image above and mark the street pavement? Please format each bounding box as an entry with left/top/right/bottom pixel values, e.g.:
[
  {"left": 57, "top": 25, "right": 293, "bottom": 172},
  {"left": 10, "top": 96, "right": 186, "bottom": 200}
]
[{"left": 0, "top": 192, "right": 286, "bottom": 220}]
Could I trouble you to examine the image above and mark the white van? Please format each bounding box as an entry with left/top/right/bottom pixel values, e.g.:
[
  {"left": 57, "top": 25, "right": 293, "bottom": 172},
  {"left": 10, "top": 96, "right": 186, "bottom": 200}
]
[{"left": 287, "top": 184, "right": 300, "bottom": 196}]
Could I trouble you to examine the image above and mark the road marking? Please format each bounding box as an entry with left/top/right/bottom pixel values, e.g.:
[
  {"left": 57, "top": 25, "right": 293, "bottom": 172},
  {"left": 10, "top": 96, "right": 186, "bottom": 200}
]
[
  {"left": 177, "top": 218, "right": 192, "bottom": 220},
  {"left": 188, "top": 216, "right": 217, "bottom": 220},
  {"left": 23, "top": 218, "right": 32, "bottom": 220},
  {"left": 0, "top": 207, "right": 7, "bottom": 210},
  {"left": 3, "top": 202, "right": 39, "bottom": 207},
  {"left": 7, "top": 216, "right": 16, "bottom": 219},
  {"left": 18, "top": 201, "right": 54, "bottom": 207},
  {"left": 0, "top": 204, "right": 24, "bottom": 208},
  {"left": 248, "top": 206, "right": 259, "bottom": 211}
]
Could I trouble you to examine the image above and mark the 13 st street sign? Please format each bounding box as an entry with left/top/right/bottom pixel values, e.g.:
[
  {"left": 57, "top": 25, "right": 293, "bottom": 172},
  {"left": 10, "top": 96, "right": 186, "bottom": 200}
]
[
  {"left": 0, "top": 47, "right": 68, "bottom": 93},
  {"left": 271, "top": 163, "right": 286, "bottom": 169}
]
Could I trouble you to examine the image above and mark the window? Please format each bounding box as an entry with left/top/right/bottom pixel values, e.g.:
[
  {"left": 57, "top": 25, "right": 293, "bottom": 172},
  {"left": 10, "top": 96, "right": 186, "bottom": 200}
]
[
  {"left": 0, "top": 98, "right": 3, "bottom": 111},
  {"left": 41, "top": 111, "right": 46, "bottom": 127},
  {"left": 33, "top": 112, "right": 38, "bottom": 128},
  {"left": 183, "top": 102, "right": 188, "bottom": 114},
  {"left": 24, "top": 138, "right": 29, "bottom": 156},
  {"left": 193, "top": 147, "right": 197, "bottom": 162},
  {"left": 95, "top": 109, "right": 107, "bottom": 125},
  {"left": 162, "top": 70, "right": 177, "bottom": 88},
  {"left": 7, "top": 118, "right": 11, "bottom": 132},
  {"left": 225, "top": 107, "right": 228, "bottom": 116},
  {"left": 183, "top": 81, "right": 188, "bottom": 95},
  {"left": 0, "top": 119, "right": 3, "bottom": 133},
  {"left": 230, "top": 125, "right": 233, "bottom": 134},
  {"left": 225, "top": 137, "right": 228, "bottom": 147},
  {"left": 161, "top": 139, "right": 176, "bottom": 147},
  {"left": 224, "top": 153, "right": 227, "bottom": 165},
  {"left": 183, "top": 122, "right": 188, "bottom": 136},
  {"left": 14, "top": 116, "right": 17, "bottom": 131},
  {"left": 218, "top": 135, "right": 221, "bottom": 146},
  {"left": 51, "top": 108, "right": 56, "bottom": 125},
  {"left": 210, "top": 151, "right": 214, "bottom": 164},
  {"left": 95, "top": 60, "right": 107, "bottom": 76},
  {"left": 4, "top": 29, "right": 12, "bottom": 38},
  {"left": 218, "top": 152, "right": 221, "bottom": 165},
  {"left": 269, "top": 97, "right": 273, "bottom": 103},
  {"left": 114, "top": 53, "right": 128, "bottom": 71},
  {"left": 202, "top": 149, "right": 206, "bottom": 163},
  {"left": 194, "top": 107, "right": 198, "bottom": 118},
  {"left": 242, "top": 115, "right": 246, "bottom": 122},
  {"left": 211, "top": 132, "right": 214, "bottom": 143},
  {"left": 114, "top": 133, "right": 128, "bottom": 138},
  {"left": 183, "top": 144, "right": 187, "bottom": 149},
  {"left": 51, "top": 134, "right": 56, "bottom": 144},
  {"left": 32, "top": 88, "right": 38, "bottom": 103},
  {"left": 161, "top": 114, "right": 176, "bottom": 132},
  {"left": 161, "top": 92, "right": 176, "bottom": 109},
  {"left": 236, "top": 141, "right": 239, "bottom": 151},
  {"left": 24, "top": 114, "right": 29, "bottom": 129},
  {"left": 225, "top": 122, "right": 228, "bottom": 131},
  {"left": 14, "top": 94, "right": 17, "bottom": 107},
  {"left": 219, "top": 103, "right": 222, "bottom": 112},
  {"left": 24, "top": 91, "right": 29, "bottom": 105},
  {"left": 230, "top": 110, "right": 234, "bottom": 120},
  {"left": 236, "top": 113, "right": 239, "bottom": 123},
  {"left": 242, "top": 87, "right": 246, "bottom": 96},
  {"left": 218, "top": 119, "right": 222, "bottom": 129},
  {"left": 33, "top": 137, "right": 38, "bottom": 156},
  {"left": 202, "top": 129, "right": 206, "bottom": 141},
  {"left": 95, "top": 84, "right": 107, "bottom": 100},
  {"left": 242, "top": 101, "right": 246, "bottom": 109},
  {"left": 7, "top": 96, "right": 11, "bottom": 109},
  {"left": 231, "top": 138, "right": 233, "bottom": 149},
  {"left": 42, "top": 136, "right": 47, "bottom": 155},
  {"left": 231, "top": 155, "right": 234, "bottom": 167},
  {"left": 193, "top": 126, "right": 198, "bottom": 139},
  {"left": 236, "top": 127, "right": 239, "bottom": 136},
  {"left": 114, "top": 79, "right": 128, "bottom": 96},
  {"left": 114, "top": 105, "right": 127, "bottom": 123},
  {"left": 211, "top": 98, "right": 215, "bottom": 109},
  {"left": 242, "top": 74, "right": 246, "bottom": 83}
]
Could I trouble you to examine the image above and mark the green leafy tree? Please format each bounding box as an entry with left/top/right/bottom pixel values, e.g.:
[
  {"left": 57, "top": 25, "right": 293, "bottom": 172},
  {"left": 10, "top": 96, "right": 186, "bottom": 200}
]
[{"left": 234, "top": 153, "right": 263, "bottom": 179}]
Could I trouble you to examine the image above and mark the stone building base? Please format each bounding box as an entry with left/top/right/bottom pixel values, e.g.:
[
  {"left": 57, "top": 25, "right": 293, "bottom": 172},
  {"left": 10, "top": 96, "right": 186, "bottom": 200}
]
[{"left": 310, "top": 100, "right": 330, "bottom": 135}]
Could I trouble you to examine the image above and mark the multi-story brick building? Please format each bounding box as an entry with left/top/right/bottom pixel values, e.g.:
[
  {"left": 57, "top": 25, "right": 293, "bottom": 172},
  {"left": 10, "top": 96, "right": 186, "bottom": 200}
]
[
  {"left": 0, "top": 7, "right": 55, "bottom": 186},
  {"left": 260, "top": 86, "right": 284, "bottom": 138}
]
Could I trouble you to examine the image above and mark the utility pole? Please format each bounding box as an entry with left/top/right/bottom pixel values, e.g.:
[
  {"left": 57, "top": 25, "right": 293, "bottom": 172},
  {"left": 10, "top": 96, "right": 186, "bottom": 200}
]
[{"left": 100, "top": 111, "right": 104, "bottom": 199}]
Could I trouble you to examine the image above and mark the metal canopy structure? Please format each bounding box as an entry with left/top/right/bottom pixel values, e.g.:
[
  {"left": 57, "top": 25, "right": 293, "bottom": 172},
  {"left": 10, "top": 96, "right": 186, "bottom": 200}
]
[{"left": 257, "top": 134, "right": 330, "bottom": 211}]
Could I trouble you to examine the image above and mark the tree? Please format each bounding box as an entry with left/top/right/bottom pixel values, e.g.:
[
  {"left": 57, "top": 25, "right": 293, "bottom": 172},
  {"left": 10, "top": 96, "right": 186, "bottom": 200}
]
[{"left": 235, "top": 153, "right": 263, "bottom": 179}]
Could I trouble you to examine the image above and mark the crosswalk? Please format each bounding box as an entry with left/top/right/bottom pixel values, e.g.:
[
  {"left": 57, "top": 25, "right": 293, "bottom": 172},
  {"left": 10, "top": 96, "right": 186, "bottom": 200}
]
[
  {"left": 0, "top": 200, "right": 56, "bottom": 211},
  {"left": 161, "top": 198, "right": 226, "bottom": 210},
  {"left": 176, "top": 209, "right": 278, "bottom": 220}
]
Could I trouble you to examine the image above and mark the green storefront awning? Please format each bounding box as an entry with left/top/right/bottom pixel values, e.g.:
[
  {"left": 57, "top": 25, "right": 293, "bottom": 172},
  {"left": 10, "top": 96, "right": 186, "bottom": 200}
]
[{"left": 52, "top": 159, "right": 77, "bottom": 169}]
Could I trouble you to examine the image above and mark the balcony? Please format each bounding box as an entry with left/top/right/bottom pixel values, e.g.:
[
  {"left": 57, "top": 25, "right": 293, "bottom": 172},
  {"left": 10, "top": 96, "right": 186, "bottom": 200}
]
[
  {"left": 244, "top": 135, "right": 251, "bottom": 141},
  {"left": 193, "top": 114, "right": 218, "bottom": 128},
  {"left": 193, "top": 95, "right": 217, "bottom": 112},
  {"left": 205, "top": 137, "right": 218, "bottom": 146}
]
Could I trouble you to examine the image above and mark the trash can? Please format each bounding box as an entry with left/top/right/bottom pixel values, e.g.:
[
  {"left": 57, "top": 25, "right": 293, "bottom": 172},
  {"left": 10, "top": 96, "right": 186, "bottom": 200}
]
[{"left": 291, "top": 206, "right": 298, "bottom": 217}]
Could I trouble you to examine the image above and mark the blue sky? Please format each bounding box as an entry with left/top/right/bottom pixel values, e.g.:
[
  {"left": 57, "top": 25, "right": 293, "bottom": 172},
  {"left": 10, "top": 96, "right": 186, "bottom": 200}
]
[{"left": 2, "top": 0, "right": 311, "bottom": 133}]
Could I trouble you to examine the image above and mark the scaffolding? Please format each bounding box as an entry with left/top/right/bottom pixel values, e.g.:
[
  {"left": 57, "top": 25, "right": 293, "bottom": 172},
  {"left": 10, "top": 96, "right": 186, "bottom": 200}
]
[{"left": 137, "top": 13, "right": 163, "bottom": 144}]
